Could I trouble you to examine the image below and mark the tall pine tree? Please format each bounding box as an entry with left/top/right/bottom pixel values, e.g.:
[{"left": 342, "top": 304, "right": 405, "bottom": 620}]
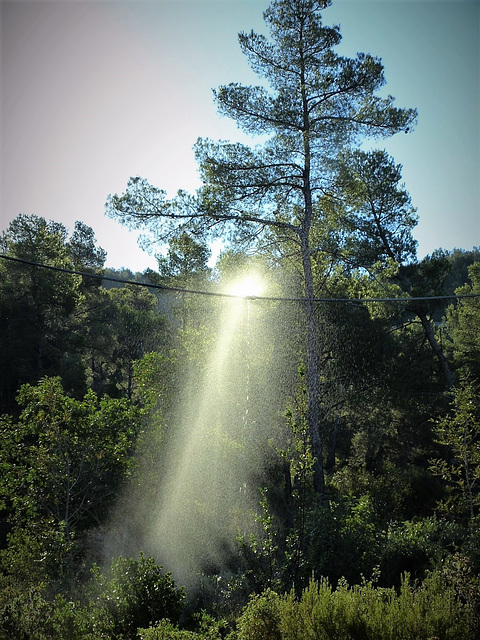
[{"left": 106, "top": 0, "right": 417, "bottom": 494}]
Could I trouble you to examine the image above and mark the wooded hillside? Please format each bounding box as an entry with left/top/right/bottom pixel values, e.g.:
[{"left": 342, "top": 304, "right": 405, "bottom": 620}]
[{"left": 1, "top": 0, "right": 479, "bottom": 636}]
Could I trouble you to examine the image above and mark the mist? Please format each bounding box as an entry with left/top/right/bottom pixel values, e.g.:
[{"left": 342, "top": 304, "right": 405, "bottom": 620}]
[{"left": 102, "top": 271, "right": 301, "bottom": 593}]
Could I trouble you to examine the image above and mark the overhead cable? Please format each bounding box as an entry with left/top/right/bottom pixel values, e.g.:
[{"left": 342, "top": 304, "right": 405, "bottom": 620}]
[{"left": 0, "top": 253, "right": 479, "bottom": 303}]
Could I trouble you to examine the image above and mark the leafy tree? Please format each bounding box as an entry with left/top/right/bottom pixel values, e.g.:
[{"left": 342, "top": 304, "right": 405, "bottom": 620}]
[
  {"left": 106, "top": 0, "right": 416, "bottom": 494},
  {"left": 445, "top": 262, "right": 480, "bottom": 381},
  {"left": 336, "top": 150, "right": 456, "bottom": 389},
  {"left": 91, "top": 554, "right": 184, "bottom": 640},
  {"left": 0, "top": 377, "right": 144, "bottom": 589},
  {"left": 156, "top": 232, "right": 211, "bottom": 280},
  {"left": 102, "top": 266, "right": 144, "bottom": 289},
  {"left": 146, "top": 233, "right": 214, "bottom": 337},
  {"left": 0, "top": 555, "right": 184, "bottom": 640},
  {"left": 0, "top": 586, "right": 96, "bottom": 640},
  {"left": 430, "top": 376, "right": 480, "bottom": 524},
  {"left": 398, "top": 251, "right": 455, "bottom": 388},
  {"left": 0, "top": 215, "right": 111, "bottom": 407},
  {"left": 0, "top": 215, "right": 81, "bottom": 409},
  {"left": 444, "top": 247, "right": 480, "bottom": 294},
  {"left": 106, "top": 285, "right": 168, "bottom": 399},
  {"left": 67, "top": 220, "right": 107, "bottom": 277},
  {"left": 336, "top": 148, "right": 418, "bottom": 268}
]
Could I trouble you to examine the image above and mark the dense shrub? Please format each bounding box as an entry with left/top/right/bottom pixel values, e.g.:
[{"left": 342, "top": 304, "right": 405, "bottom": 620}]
[
  {"left": 236, "top": 589, "right": 283, "bottom": 640},
  {"left": 379, "top": 517, "right": 464, "bottom": 586},
  {"left": 91, "top": 554, "right": 185, "bottom": 639},
  {"left": 138, "top": 614, "right": 226, "bottom": 639},
  {"left": 0, "top": 587, "right": 95, "bottom": 640},
  {"left": 303, "top": 495, "right": 382, "bottom": 586},
  {"left": 234, "top": 572, "right": 474, "bottom": 640}
]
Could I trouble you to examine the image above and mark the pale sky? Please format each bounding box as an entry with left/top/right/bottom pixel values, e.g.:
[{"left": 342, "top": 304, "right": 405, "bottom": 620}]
[{"left": 1, "top": 0, "right": 479, "bottom": 271}]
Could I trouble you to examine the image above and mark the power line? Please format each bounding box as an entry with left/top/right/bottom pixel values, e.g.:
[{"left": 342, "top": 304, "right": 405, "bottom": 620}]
[{"left": 1, "top": 253, "right": 479, "bottom": 303}]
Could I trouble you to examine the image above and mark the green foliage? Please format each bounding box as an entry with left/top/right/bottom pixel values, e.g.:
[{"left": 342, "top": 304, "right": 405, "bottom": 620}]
[
  {"left": 0, "top": 2, "right": 479, "bottom": 634},
  {"left": 132, "top": 352, "right": 176, "bottom": 414},
  {"left": 0, "top": 571, "right": 474, "bottom": 640},
  {"left": 67, "top": 220, "right": 107, "bottom": 274},
  {"left": 0, "top": 215, "right": 83, "bottom": 408},
  {"left": 235, "top": 573, "right": 473, "bottom": 640},
  {"left": 90, "top": 554, "right": 185, "bottom": 640},
  {"left": 104, "top": 285, "right": 167, "bottom": 399},
  {"left": 0, "top": 555, "right": 185, "bottom": 640},
  {"left": 430, "top": 376, "right": 480, "bottom": 522},
  {"left": 380, "top": 517, "right": 464, "bottom": 586},
  {"left": 281, "top": 371, "right": 316, "bottom": 506},
  {"left": 440, "top": 552, "right": 480, "bottom": 632},
  {"left": 235, "top": 371, "right": 317, "bottom": 596},
  {"left": 236, "top": 490, "right": 382, "bottom": 599},
  {"left": 236, "top": 589, "right": 283, "bottom": 640},
  {"left": 106, "top": 0, "right": 418, "bottom": 495},
  {"left": 276, "top": 370, "right": 317, "bottom": 589},
  {"left": 236, "top": 490, "right": 282, "bottom": 595},
  {"left": 0, "top": 377, "right": 144, "bottom": 589},
  {"left": 337, "top": 148, "right": 418, "bottom": 267},
  {"left": 138, "top": 620, "right": 198, "bottom": 640},
  {"left": 0, "top": 214, "right": 172, "bottom": 408},
  {"left": 138, "top": 613, "right": 227, "bottom": 639},
  {"left": 156, "top": 232, "right": 211, "bottom": 280},
  {"left": 0, "top": 586, "right": 96, "bottom": 640},
  {"left": 444, "top": 248, "right": 480, "bottom": 295},
  {"left": 301, "top": 494, "right": 381, "bottom": 586},
  {"left": 446, "top": 262, "right": 480, "bottom": 379}
]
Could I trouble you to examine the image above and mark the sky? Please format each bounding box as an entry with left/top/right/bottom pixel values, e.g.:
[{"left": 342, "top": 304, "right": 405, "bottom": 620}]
[{"left": 1, "top": 0, "right": 479, "bottom": 272}]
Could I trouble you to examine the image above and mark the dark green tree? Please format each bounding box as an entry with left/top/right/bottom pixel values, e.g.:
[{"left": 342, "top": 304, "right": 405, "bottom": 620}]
[
  {"left": 106, "top": 285, "right": 168, "bottom": 399},
  {"left": 91, "top": 554, "right": 184, "bottom": 639},
  {"left": 106, "top": 0, "right": 416, "bottom": 494},
  {"left": 444, "top": 248, "right": 480, "bottom": 294},
  {"left": 0, "top": 215, "right": 113, "bottom": 406},
  {"left": 0, "top": 377, "right": 144, "bottom": 590},
  {"left": 147, "top": 232, "right": 213, "bottom": 336},
  {"left": 336, "top": 148, "right": 418, "bottom": 268},
  {"left": 156, "top": 232, "right": 210, "bottom": 280},
  {"left": 336, "top": 150, "right": 455, "bottom": 388},
  {"left": 445, "top": 262, "right": 480, "bottom": 381},
  {"left": 430, "top": 376, "right": 480, "bottom": 525},
  {"left": 67, "top": 220, "right": 107, "bottom": 275},
  {"left": 0, "top": 215, "right": 81, "bottom": 409}
]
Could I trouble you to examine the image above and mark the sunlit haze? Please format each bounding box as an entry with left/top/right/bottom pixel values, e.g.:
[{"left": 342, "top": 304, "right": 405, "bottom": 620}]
[
  {"left": 104, "top": 290, "right": 284, "bottom": 588},
  {"left": 228, "top": 274, "right": 265, "bottom": 298},
  {"left": 1, "top": 0, "right": 479, "bottom": 271}
]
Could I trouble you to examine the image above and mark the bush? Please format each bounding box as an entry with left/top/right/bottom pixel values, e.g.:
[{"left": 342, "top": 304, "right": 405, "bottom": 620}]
[
  {"left": 91, "top": 553, "right": 185, "bottom": 639},
  {"left": 138, "top": 614, "right": 226, "bottom": 639},
  {"left": 304, "top": 495, "right": 381, "bottom": 586},
  {"left": 236, "top": 589, "right": 282, "bottom": 640},
  {"left": 380, "top": 517, "right": 463, "bottom": 585},
  {"left": 0, "top": 587, "right": 95, "bottom": 640},
  {"left": 138, "top": 619, "right": 199, "bottom": 639},
  {"left": 234, "top": 573, "right": 474, "bottom": 640}
]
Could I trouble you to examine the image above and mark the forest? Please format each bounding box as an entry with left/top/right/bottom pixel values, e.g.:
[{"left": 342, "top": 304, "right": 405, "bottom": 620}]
[{"left": 1, "top": 0, "right": 480, "bottom": 638}]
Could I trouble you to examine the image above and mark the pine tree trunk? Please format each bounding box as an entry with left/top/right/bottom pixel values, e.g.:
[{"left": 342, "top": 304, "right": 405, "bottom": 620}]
[
  {"left": 301, "top": 233, "right": 325, "bottom": 495},
  {"left": 416, "top": 310, "right": 454, "bottom": 389}
]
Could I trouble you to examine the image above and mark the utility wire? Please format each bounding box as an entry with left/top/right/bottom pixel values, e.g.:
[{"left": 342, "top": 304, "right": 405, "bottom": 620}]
[{"left": 1, "top": 253, "right": 479, "bottom": 303}]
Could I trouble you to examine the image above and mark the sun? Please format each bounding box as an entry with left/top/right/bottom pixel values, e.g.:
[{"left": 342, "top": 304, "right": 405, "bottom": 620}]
[{"left": 228, "top": 274, "right": 264, "bottom": 299}]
